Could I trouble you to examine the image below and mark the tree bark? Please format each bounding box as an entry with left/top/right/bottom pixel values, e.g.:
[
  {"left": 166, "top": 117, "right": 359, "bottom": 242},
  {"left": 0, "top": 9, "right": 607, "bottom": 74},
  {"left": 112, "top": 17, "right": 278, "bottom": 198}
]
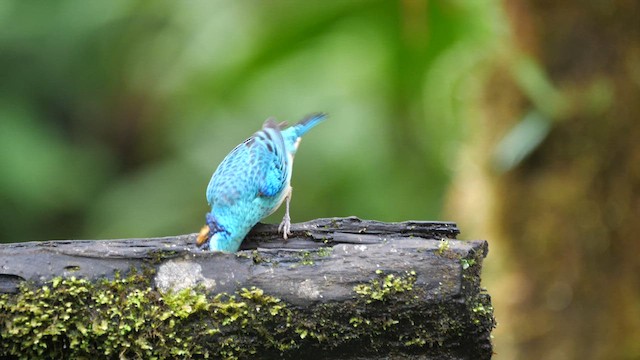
[{"left": 0, "top": 217, "right": 494, "bottom": 359}]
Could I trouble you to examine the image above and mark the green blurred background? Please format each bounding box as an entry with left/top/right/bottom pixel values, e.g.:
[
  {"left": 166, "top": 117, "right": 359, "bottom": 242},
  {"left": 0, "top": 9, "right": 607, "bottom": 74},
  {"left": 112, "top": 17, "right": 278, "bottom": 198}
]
[
  {"left": 1, "top": 1, "right": 639, "bottom": 359},
  {"left": 0, "top": 1, "right": 499, "bottom": 241}
]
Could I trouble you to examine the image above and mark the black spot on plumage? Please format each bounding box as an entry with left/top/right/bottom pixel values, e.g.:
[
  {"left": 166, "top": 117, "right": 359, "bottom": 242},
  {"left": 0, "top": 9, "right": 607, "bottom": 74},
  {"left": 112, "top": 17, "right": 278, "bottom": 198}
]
[
  {"left": 263, "top": 131, "right": 273, "bottom": 141},
  {"left": 244, "top": 137, "right": 255, "bottom": 146},
  {"left": 266, "top": 143, "right": 273, "bottom": 152}
]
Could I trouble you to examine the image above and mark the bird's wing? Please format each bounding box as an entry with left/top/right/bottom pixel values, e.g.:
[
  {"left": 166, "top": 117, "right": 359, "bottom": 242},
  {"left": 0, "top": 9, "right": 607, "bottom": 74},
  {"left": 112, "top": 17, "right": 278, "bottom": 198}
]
[
  {"left": 206, "top": 119, "right": 289, "bottom": 208},
  {"left": 206, "top": 140, "right": 253, "bottom": 207},
  {"left": 255, "top": 118, "right": 289, "bottom": 198}
]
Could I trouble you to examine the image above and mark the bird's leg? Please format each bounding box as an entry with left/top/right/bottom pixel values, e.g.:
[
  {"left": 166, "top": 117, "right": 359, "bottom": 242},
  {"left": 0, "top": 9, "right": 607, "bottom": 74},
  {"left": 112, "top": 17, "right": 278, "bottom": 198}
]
[{"left": 278, "top": 188, "right": 292, "bottom": 240}]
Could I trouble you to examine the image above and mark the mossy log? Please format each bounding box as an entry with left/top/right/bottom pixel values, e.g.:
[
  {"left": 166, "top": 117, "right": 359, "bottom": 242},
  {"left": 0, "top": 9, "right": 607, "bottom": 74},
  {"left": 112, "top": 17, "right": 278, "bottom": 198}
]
[{"left": 0, "top": 217, "right": 494, "bottom": 359}]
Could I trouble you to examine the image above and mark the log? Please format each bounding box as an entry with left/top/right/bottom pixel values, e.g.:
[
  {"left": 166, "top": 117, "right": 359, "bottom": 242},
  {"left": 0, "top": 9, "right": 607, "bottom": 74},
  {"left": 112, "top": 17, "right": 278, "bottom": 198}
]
[{"left": 0, "top": 217, "right": 494, "bottom": 359}]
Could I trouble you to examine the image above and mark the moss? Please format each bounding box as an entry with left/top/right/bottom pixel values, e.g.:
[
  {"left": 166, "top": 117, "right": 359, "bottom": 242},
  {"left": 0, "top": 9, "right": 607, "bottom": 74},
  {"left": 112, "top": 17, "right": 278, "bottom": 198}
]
[
  {"left": 289, "top": 247, "right": 333, "bottom": 268},
  {"left": 342, "top": 269, "right": 485, "bottom": 353},
  {"left": 0, "top": 270, "right": 295, "bottom": 359},
  {"left": 460, "top": 258, "right": 477, "bottom": 270},
  {"left": 435, "top": 238, "right": 461, "bottom": 260},
  {"left": 248, "top": 249, "right": 268, "bottom": 265},
  {"left": 148, "top": 250, "right": 179, "bottom": 264},
  {"left": 0, "top": 265, "right": 494, "bottom": 359},
  {"left": 299, "top": 251, "right": 314, "bottom": 266},
  {"left": 470, "top": 299, "right": 494, "bottom": 325},
  {"left": 353, "top": 270, "right": 417, "bottom": 303},
  {"left": 437, "top": 238, "right": 450, "bottom": 255},
  {"left": 316, "top": 247, "right": 332, "bottom": 258}
]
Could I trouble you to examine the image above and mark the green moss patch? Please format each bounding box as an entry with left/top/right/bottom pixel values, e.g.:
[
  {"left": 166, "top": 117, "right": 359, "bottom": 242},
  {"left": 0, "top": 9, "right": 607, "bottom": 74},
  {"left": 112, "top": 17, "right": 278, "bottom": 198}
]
[
  {"left": 1, "top": 266, "right": 494, "bottom": 359},
  {"left": 0, "top": 270, "right": 293, "bottom": 359}
]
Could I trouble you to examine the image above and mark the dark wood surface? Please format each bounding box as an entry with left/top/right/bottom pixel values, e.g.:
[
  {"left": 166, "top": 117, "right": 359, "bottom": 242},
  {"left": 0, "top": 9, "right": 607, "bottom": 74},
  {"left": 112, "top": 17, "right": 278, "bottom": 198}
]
[
  {"left": 0, "top": 216, "right": 461, "bottom": 294},
  {"left": 0, "top": 217, "right": 494, "bottom": 359}
]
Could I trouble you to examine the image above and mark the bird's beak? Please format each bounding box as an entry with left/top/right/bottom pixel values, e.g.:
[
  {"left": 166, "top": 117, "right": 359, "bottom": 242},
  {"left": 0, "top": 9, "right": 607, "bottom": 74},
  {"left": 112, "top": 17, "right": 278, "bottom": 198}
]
[{"left": 196, "top": 224, "right": 211, "bottom": 247}]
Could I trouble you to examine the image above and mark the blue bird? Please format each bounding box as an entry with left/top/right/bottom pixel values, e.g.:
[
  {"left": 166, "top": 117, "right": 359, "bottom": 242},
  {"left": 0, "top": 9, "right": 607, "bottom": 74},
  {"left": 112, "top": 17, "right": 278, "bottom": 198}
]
[{"left": 196, "top": 113, "right": 327, "bottom": 252}]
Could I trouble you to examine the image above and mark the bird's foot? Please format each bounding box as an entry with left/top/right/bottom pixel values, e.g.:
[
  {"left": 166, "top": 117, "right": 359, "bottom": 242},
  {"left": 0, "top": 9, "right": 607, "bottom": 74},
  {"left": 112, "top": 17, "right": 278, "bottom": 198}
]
[{"left": 278, "top": 214, "right": 291, "bottom": 240}]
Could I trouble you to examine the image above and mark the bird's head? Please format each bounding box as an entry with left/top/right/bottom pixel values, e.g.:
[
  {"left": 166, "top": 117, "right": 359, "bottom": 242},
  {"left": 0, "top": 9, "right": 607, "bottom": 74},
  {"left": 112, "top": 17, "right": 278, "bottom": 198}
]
[
  {"left": 196, "top": 230, "right": 230, "bottom": 252},
  {"left": 196, "top": 214, "right": 234, "bottom": 252}
]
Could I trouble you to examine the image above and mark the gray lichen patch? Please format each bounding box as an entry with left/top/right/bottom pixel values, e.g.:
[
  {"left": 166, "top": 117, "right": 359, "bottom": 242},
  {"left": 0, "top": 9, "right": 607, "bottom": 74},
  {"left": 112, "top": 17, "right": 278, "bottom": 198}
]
[
  {"left": 296, "top": 279, "right": 322, "bottom": 300},
  {"left": 155, "top": 259, "right": 216, "bottom": 292}
]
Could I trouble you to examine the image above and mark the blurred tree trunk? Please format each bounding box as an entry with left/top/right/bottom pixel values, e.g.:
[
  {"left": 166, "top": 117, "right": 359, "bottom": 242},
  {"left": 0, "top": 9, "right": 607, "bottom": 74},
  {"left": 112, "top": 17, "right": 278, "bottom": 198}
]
[{"left": 447, "top": 0, "right": 640, "bottom": 359}]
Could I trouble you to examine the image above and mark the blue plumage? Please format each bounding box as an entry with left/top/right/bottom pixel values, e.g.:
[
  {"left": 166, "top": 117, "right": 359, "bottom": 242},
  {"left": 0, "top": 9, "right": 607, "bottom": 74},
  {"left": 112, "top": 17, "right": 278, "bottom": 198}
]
[{"left": 197, "top": 113, "right": 326, "bottom": 252}]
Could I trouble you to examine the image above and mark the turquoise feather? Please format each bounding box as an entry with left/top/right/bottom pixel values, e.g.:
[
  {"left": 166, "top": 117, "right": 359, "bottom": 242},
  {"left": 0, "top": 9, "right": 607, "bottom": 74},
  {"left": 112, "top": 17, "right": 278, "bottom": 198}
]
[{"left": 199, "top": 113, "right": 326, "bottom": 252}]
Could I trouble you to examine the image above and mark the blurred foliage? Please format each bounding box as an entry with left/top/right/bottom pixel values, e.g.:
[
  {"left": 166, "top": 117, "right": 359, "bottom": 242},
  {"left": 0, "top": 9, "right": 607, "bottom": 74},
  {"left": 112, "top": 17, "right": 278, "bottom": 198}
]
[
  {"left": 3, "top": 1, "right": 639, "bottom": 359},
  {"left": 0, "top": 0, "right": 502, "bottom": 241},
  {"left": 447, "top": 0, "right": 640, "bottom": 358}
]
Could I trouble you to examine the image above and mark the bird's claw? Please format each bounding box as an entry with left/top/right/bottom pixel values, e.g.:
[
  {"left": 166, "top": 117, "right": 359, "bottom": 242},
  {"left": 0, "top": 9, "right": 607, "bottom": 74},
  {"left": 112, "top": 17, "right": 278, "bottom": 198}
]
[{"left": 278, "top": 214, "right": 291, "bottom": 240}]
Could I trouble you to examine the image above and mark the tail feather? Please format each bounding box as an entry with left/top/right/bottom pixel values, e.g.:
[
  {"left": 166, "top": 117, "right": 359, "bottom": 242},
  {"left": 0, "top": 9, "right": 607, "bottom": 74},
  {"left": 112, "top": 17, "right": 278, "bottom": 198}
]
[{"left": 294, "top": 113, "right": 327, "bottom": 137}]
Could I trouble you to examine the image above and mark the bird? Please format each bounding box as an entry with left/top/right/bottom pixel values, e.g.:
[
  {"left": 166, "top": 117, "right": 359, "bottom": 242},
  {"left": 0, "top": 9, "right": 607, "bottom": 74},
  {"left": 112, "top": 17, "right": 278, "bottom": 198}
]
[{"left": 196, "top": 113, "right": 327, "bottom": 252}]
